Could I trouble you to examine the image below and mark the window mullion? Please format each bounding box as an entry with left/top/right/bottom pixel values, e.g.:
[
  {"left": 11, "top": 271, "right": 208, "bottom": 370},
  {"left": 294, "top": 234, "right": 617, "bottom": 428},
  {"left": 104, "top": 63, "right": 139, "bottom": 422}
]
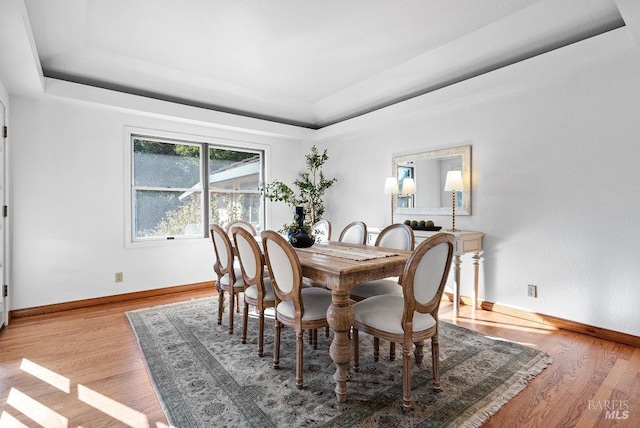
[{"left": 202, "top": 144, "right": 210, "bottom": 237}]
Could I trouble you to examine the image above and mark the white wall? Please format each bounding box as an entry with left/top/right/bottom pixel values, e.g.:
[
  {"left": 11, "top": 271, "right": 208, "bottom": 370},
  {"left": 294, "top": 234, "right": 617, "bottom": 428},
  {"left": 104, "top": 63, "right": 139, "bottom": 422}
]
[
  {"left": 9, "top": 90, "right": 312, "bottom": 310},
  {"left": 317, "top": 50, "right": 640, "bottom": 336}
]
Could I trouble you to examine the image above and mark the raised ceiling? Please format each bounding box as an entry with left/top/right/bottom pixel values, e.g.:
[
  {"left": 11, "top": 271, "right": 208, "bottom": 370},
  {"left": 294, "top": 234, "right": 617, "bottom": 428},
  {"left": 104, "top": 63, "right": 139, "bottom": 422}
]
[{"left": 23, "top": 0, "right": 624, "bottom": 129}]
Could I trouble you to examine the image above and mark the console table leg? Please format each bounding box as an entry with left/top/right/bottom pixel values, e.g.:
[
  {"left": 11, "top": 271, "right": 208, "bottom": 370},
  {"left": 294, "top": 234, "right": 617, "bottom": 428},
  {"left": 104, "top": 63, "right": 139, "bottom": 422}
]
[
  {"left": 453, "top": 254, "right": 462, "bottom": 316},
  {"left": 327, "top": 290, "right": 354, "bottom": 403},
  {"left": 473, "top": 251, "right": 481, "bottom": 309}
]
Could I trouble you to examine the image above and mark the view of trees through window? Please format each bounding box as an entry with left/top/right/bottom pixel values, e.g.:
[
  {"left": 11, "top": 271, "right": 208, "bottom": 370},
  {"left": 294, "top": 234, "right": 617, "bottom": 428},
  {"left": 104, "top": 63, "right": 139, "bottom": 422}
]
[{"left": 132, "top": 137, "right": 263, "bottom": 240}]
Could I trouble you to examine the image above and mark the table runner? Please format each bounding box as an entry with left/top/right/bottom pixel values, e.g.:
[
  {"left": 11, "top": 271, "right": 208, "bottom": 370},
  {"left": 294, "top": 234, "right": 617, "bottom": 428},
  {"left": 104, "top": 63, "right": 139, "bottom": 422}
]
[{"left": 296, "top": 242, "right": 398, "bottom": 261}]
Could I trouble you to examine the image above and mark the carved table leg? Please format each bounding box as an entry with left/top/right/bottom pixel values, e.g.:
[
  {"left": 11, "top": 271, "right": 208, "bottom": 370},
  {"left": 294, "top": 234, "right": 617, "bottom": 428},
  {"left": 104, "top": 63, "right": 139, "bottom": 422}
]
[
  {"left": 473, "top": 251, "right": 481, "bottom": 309},
  {"left": 453, "top": 254, "right": 462, "bottom": 316},
  {"left": 326, "top": 289, "right": 354, "bottom": 403}
]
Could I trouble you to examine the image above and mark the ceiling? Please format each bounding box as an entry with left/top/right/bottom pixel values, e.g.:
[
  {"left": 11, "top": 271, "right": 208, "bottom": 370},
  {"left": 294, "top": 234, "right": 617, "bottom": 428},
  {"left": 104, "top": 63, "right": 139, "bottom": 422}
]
[{"left": 20, "top": 0, "right": 625, "bottom": 129}]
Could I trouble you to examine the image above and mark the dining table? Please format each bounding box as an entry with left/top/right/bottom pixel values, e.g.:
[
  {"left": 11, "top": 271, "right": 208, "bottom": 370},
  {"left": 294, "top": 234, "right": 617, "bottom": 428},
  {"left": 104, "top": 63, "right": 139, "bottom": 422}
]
[{"left": 294, "top": 241, "right": 412, "bottom": 403}]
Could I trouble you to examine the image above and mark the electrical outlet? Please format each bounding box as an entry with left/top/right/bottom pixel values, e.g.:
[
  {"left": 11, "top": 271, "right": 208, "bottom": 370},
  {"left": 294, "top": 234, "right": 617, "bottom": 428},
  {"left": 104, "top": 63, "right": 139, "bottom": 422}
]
[
  {"left": 115, "top": 272, "right": 123, "bottom": 283},
  {"left": 527, "top": 284, "right": 537, "bottom": 298}
]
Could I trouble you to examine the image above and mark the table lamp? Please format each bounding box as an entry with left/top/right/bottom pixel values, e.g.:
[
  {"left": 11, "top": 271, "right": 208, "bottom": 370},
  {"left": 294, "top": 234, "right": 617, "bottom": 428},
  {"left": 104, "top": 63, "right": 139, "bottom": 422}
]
[
  {"left": 384, "top": 177, "right": 399, "bottom": 224},
  {"left": 401, "top": 178, "right": 416, "bottom": 207},
  {"left": 444, "top": 171, "right": 464, "bottom": 232}
]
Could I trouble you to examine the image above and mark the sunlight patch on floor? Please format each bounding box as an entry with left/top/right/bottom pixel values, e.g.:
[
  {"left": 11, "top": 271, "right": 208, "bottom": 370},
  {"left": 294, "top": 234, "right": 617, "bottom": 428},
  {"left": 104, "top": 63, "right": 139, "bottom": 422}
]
[
  {"left": 0, "top": 411, "right": 30, "bottom": 428},
  {"left": 481, "top": 335, "right": 538, "bottom": 348},
  {"left": 6, "top": 388, "right": 68, "bottom": 428},
  {"left": 78, "top": 384, "right": 150, "bottom": 428},
  {"left": 20, "top": 358, "right": 70, "bottom": 393},
  {"left": 448, "top": 315, "right": 557, "bottom": 335},
  {"left": 4, "top": 357, "right": 165, "bottom": 427}
]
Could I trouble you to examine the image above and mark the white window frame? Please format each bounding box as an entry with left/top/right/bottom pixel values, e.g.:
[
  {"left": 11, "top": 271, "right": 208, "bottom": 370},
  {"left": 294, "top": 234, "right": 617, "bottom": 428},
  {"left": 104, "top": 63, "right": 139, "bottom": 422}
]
[{"left": 124, "top": 126, "right": 268, "bottom": 247}]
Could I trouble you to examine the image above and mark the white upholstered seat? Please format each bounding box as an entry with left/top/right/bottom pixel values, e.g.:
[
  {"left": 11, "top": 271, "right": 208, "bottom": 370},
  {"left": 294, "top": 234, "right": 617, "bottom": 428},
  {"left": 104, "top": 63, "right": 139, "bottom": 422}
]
[
  {"left": 275, "top": 288, "right": 332, "bottom": 321},
  {"left": 352, "top": 295, "right": 436, "bottom": 333}
]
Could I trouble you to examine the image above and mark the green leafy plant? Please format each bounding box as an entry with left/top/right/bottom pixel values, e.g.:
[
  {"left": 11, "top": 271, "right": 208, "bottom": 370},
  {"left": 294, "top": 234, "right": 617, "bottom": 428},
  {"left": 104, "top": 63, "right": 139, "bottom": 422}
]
[
  {"left": 260, "top": 145, "right": 337, "bottom": 232},
  {"left": 280, "top": 218, "right": 312, "bottom": 243}
]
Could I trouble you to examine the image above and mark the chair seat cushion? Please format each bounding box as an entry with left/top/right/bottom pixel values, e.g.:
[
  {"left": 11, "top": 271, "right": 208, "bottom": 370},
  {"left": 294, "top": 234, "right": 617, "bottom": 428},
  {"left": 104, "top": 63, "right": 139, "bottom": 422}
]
[
  {"left": 244, "top": 278, "right": 275, "bottom": 302},
  {"left": 352, "top": 295, "right": 436, "bottom": 334},
  {"left": 219, "top": 267, "right": 245, "bottom": 289},
  {"left": 349, "top": 279, "right": 402, "bottom": 299},
  {"left": 277, "top": 287, "right": 332, "bottom": 321}
]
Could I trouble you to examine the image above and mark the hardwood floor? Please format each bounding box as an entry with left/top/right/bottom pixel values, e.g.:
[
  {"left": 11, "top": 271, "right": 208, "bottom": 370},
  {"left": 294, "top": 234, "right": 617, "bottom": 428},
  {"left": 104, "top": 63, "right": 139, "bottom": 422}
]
[{"left": 1, "top": 289, "right": 638, "bottom": 427}]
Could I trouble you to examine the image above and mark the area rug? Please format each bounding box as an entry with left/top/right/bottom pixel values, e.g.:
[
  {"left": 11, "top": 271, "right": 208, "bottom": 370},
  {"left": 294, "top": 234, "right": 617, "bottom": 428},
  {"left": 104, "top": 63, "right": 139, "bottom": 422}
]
[{"left": 126, "top": 297, "right": 551, "bottom": 427}]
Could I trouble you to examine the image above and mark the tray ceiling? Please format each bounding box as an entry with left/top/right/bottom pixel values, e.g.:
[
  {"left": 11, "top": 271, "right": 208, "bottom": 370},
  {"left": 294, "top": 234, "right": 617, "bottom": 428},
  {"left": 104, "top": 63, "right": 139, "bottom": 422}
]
[{"left": 23, "top": 0, "right": 624, "bottom": 128}]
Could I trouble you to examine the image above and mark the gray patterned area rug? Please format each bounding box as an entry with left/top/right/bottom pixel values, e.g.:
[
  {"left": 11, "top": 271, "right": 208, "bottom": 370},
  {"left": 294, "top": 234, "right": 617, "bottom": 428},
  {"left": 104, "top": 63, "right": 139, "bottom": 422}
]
[{"left": 126, "top": 297, "right": 551, "bottom": 427}]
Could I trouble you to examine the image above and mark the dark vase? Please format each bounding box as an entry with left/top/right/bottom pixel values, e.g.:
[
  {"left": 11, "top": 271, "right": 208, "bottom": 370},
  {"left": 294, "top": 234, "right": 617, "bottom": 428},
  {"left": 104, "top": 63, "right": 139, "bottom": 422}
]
[{"left": 289, "top": 206, "right": 315, "bottom": 248}]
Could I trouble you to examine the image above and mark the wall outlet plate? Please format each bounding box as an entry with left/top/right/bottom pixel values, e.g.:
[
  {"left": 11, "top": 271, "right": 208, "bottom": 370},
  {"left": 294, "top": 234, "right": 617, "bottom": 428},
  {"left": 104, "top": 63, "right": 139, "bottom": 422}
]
[
  {"left": 527, "top": 284, "right": 537, "bottom": 298},
  {"left": 115, "top": 272, "right": 123, "bottom": 283}
]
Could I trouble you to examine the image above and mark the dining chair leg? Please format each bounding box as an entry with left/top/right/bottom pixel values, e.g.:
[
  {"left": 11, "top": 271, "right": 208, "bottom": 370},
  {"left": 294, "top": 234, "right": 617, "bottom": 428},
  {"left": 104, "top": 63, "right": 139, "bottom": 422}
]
[
  {"left": 312, "top": 329, "right": 318, "bottom": 349},
  {"left": 431, "top": 335, "right": 442, "bottom": 392},
  {"left": 241, "top": 302, "right": 249, "bottom": 344},
  {"left": 402, "top": 343, "right": 412, "bottom": 411},
  {"left": 325, "top": 326, "right": 330, "bottom": 338},
  {"left": 273, "top": 319, "right": 281, "bottom": 369},
  {"left": 414, "top": 340, "right": 424, "bottom": 364},
  {"left": 228, "top": 290, "right": 235, "bottom": 334},
  {"left": 389, "top": 342, "right": 396, "bottom": 361},
  {"left": 353, "top": 328, "right": 360, "bottom": 372},
  {"left": 258, "top": 311, "right": 265, "bottom": 357},
  {"left": 217, "top": 289, "right": 224, "bottom": 325},
  {"left": 296, "top": 331, "right": 304, "bottom": 389},
  {"left": 235, "top": 292, "right": 241, "bottom": 313},
  {"left": 373, "top": 337, "right": 380, "bottom": 362}
]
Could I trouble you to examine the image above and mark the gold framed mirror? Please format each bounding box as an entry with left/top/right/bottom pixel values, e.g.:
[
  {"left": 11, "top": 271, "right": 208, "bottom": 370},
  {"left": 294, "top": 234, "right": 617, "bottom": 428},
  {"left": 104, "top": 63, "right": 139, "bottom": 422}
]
[{"left": 393, "top": 145, "right": 471, "bottom": 215}]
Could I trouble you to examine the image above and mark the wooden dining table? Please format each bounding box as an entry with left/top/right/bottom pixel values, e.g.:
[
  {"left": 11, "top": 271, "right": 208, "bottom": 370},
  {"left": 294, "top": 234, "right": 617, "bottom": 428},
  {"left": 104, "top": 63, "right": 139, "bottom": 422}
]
[{"left": 294, "top": 241, "right": 412, "bottom": 403}]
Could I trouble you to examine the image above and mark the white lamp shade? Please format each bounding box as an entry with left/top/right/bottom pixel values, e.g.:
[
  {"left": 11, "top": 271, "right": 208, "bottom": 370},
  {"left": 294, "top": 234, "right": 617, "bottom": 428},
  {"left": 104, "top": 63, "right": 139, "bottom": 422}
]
[
  {"left": 401, "top": 178, "right": 416, "bottom": 194},
  {"left": 444, "top": 170, "right": 464, "bottom": 191},
  {"left": 384, "top": 177, "right": 399, "bottom": 194}
]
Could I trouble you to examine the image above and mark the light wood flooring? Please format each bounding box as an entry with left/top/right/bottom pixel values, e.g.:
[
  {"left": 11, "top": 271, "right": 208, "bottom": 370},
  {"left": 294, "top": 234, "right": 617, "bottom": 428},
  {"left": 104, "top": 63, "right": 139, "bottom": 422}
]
[{"left": 1, "top": 288, "right": 638, "bottom": 427}]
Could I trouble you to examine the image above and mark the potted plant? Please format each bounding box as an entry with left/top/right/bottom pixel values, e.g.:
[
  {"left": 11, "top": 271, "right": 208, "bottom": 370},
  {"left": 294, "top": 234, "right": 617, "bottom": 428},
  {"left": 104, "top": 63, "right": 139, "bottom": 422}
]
[{"left": 260, "top": 145, "right": 337, "bottom": 244}]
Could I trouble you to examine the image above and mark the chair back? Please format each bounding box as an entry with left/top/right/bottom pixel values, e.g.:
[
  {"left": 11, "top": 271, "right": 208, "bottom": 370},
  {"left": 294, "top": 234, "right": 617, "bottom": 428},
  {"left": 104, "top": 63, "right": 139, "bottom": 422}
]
[
  {"left": 401, "top": 233, "right": 455, "bottom": 318},
  {"left": 226, "top": 219, "right": 257, "bottom": 236},
  {"left": 338, "top": 221, "right": 367, "bottom": 245},
  {"left": 375, "top": 223, "right": 415, "bottom": 251},
  {"left": 210, "top": 224, "right": 235, "bottom": 282},
  {"left": 261, "top": 230, "right": 303, "bottom": 306},
  {"left": 312, "top": 219, "right": 332, "bottom": 242},
  {"left": 232, "top": 226, "right": 264, "bottom": 291}
]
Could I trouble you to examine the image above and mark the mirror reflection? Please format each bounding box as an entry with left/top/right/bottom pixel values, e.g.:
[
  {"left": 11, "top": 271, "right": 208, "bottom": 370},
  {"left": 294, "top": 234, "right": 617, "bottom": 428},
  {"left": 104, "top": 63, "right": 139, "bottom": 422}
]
[{"left": 392, "top": 145, "right": 471, "bottom": 215}]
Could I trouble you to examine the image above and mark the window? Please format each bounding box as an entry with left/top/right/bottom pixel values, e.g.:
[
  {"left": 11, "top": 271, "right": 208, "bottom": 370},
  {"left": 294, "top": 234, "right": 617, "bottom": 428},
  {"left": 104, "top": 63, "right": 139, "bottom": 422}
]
[{"left": 129, "top": 131, "right": 264, "bottom": 243}]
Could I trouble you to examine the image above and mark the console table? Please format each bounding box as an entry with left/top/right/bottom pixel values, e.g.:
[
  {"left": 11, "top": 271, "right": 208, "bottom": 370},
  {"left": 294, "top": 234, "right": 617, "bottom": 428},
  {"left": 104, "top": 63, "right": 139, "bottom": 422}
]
[{"left": 368, "top": 228, "right": 483, "bottom": 315}]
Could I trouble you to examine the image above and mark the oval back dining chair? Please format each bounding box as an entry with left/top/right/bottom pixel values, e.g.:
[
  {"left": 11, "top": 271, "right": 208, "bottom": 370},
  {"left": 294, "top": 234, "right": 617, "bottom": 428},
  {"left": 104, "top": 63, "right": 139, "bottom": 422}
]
[
  {"left": 261, "top": 230, "right": 333, "bottom": 389},
  {"left": 375, "top": 223, "right": 415, "bottom": 250},
  {"left": 350, "top": 223, "right": 415, "bottom": 301},
  {"left": 232, "top": 226, "right": 275, "bottom": 357},
  {"left": 338, "top": 221, "right": 367, "bottom": 245},
  {"left": 352, "top": 233, "right": 455, "bottom": 411},
  {"left": 349, "top": 223, "right": 416, "bottom": 360},
  {"left": 210, "top": 224, "right": 245, "bottom": 334},
  {"left": 311, "top": 219, "right": 332, "bottom": 242},
  {"left": 226, "top": 219, "right": 257, "bottom": 236}
]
